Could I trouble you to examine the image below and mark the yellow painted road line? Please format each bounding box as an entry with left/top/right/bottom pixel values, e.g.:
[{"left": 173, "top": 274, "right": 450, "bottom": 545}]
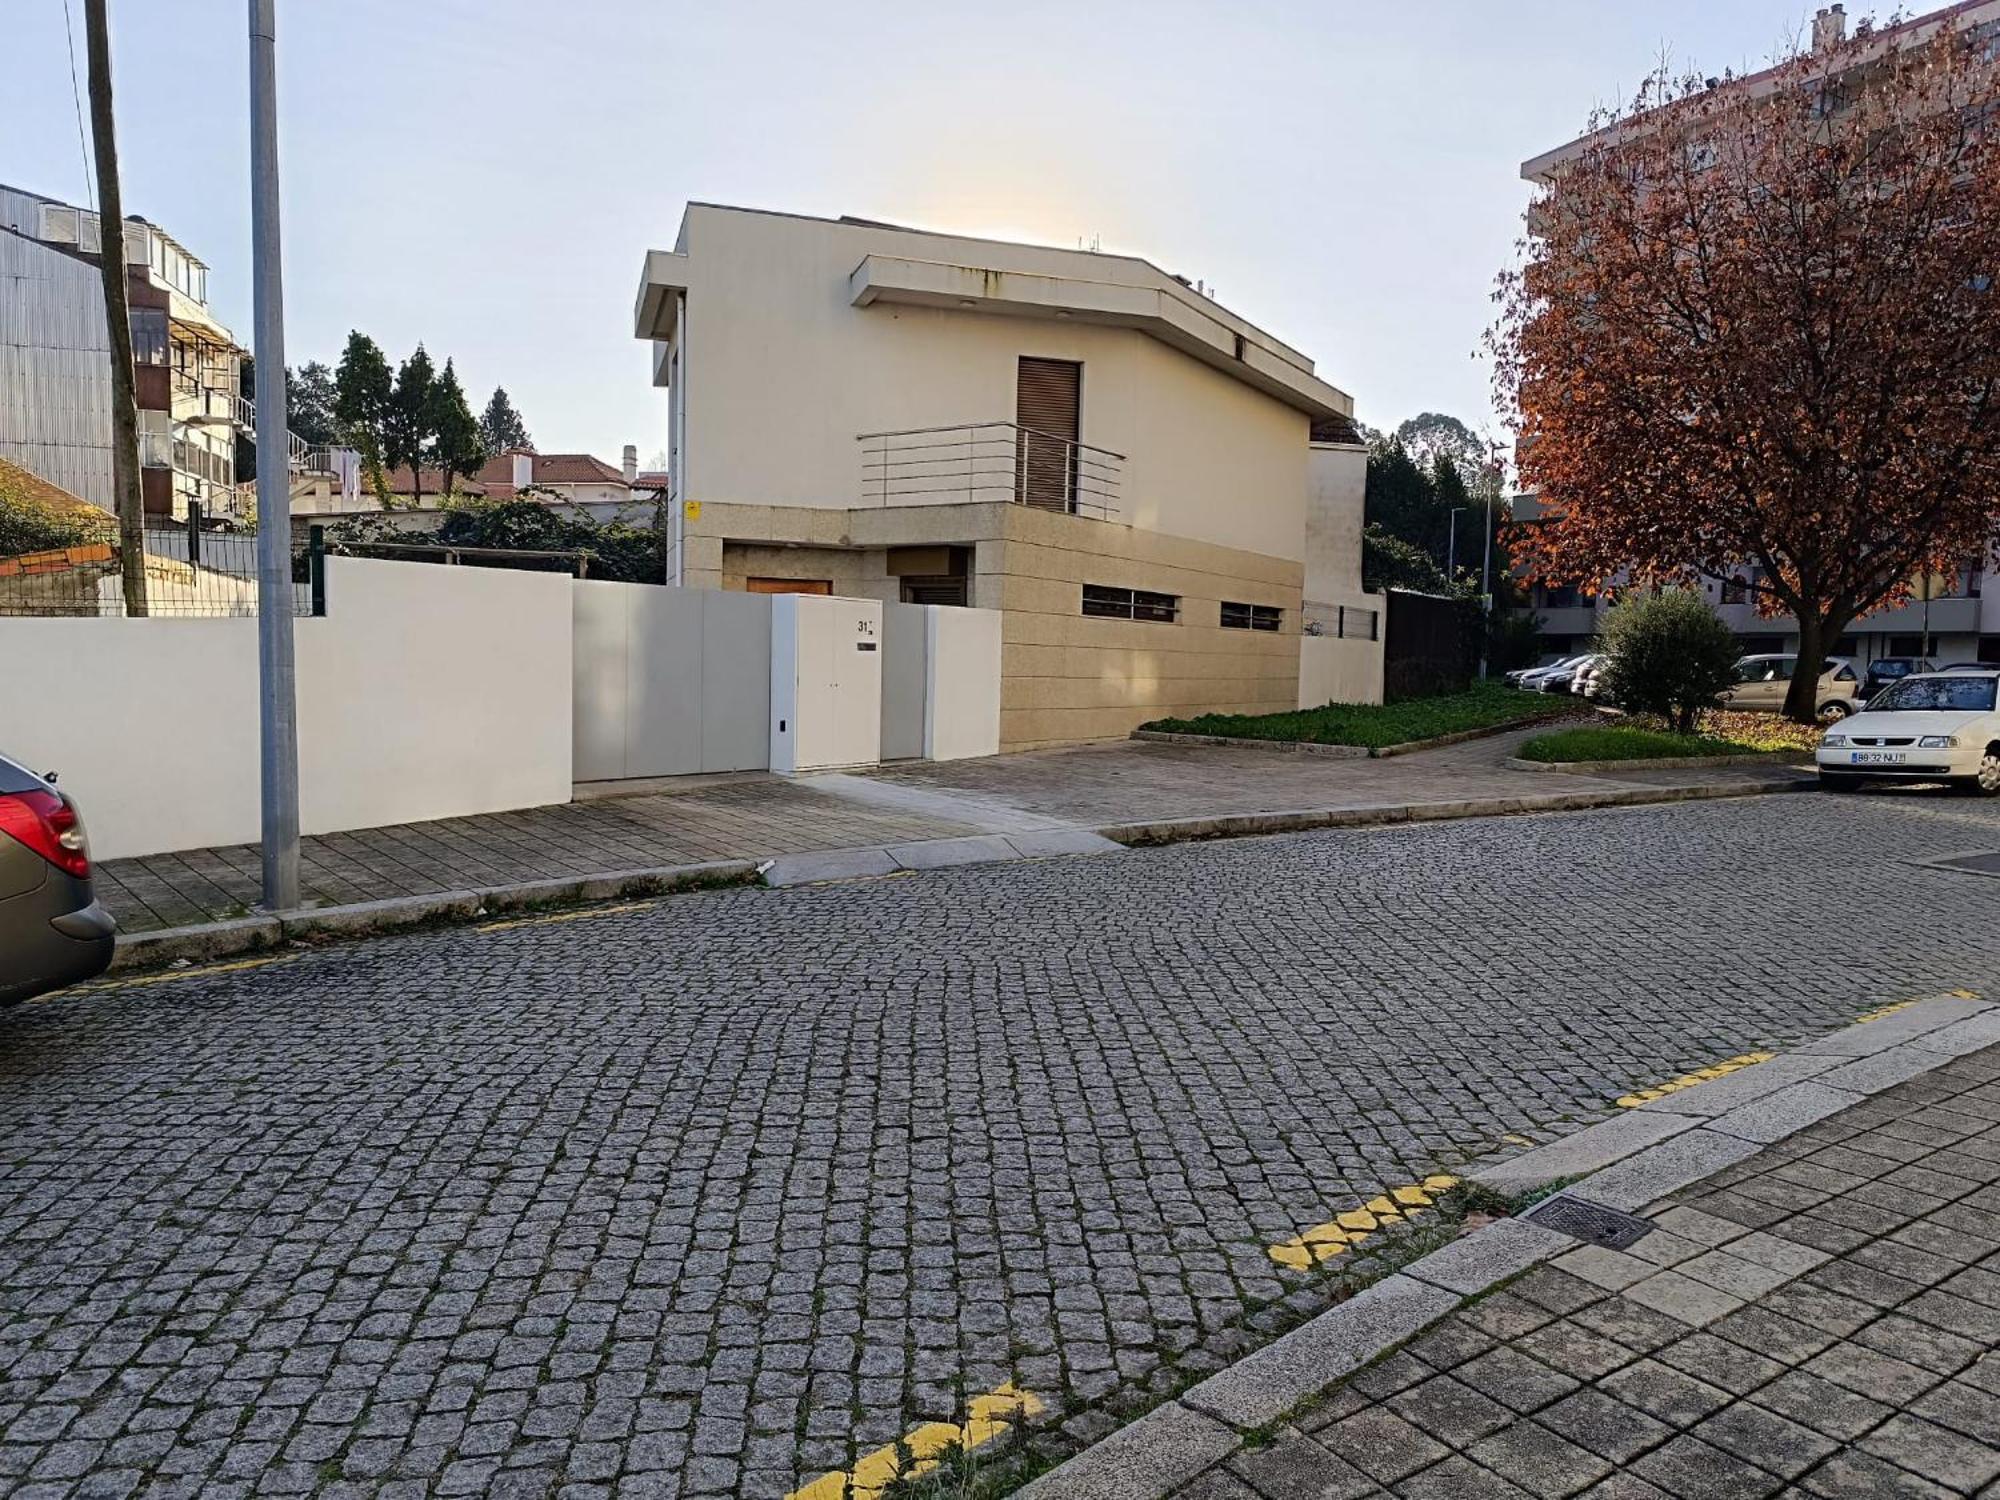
[
  {"left": 475, "top": 900, "right": 658, "bottom": 934},
  {"left": 1269, "top": 1175, "right": 1460, "bottom": 1272},
  {"left": 788, "top": 1384, "right": 1044, "bottom": 1500},
  {"left": 1616, "top": 1052, "right": 1773, "bottom": 1109},
  {"left": 59, "top": 952, "right": 301, "bottom": 998}
]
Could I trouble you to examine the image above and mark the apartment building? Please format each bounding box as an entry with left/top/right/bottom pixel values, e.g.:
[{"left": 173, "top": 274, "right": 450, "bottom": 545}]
[
  {"left": 1512, "top": 2, "right": 2000, "bottom": 670},
  {"left": 0, "top": 184, "right": 348, "bottom": 527},
  {"left": 633, "top": 203, "right": 1381, "bottom": 750}
]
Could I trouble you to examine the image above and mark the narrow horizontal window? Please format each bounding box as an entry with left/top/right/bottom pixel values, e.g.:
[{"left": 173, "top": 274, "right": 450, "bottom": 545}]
[
  {"left": 1083, "top": 584, "right": 1179, "bottom": 622},
  {"left": 1221, "top": 602, "right": 1282, "bottom": 632}
]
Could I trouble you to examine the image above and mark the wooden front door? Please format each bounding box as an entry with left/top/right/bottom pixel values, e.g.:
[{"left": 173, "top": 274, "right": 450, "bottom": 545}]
[{"left": 1016, "top": 357, "right": 1081, "bottom": 513}]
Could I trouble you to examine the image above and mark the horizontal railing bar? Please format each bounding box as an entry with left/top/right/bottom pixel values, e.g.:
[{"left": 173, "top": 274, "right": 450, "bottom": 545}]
[{"left": 856, "top": 420, "right": 1126, "bottom": 462}]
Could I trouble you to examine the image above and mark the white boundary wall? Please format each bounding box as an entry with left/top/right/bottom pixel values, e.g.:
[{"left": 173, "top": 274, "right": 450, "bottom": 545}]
[
  {"left": 0, "top": 558, "right": 572, "bottom": 861},
  {"left": 1299, "top": 634, "right": 1385, "bottom": 709}
]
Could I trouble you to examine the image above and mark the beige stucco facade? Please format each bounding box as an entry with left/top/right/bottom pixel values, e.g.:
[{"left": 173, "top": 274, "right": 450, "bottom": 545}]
[{"left": 635, "top": 203, "right": 1376, "bottom": 750}]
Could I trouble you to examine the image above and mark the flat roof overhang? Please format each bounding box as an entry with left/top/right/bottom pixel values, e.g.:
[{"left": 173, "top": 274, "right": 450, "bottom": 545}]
[
  {"left": 633, "top": 249, "right": 691, "bottom": 343},
  {"left": 846, "top": 254, "right": 1352, "bottom": 421}
]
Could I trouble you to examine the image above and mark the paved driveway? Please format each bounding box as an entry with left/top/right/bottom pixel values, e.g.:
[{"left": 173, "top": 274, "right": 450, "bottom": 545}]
[{"left": 3, "top": 792, "right": 1999, "bottom": 1497}]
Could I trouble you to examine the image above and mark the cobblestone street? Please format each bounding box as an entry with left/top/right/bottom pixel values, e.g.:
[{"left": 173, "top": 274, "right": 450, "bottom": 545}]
[{"left": 3, "top": 791, "right": 2000, "bottom": 1497}]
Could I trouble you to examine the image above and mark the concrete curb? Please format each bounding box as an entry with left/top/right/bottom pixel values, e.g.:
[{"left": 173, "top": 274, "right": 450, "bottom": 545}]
[
  {"left": 1128, "top": 731, "right": 1369, "bottom": 759},
  {"left": 1129, "top": 712, "right": 1570, "bottom": 762},
  {"left": 1097, "top": 775, "right": 1814, "bottom": 848},
  {"left": 1370, "top": 714, "right": 1573, "bottom": 758},
  {"left": 107, "top": 859, "right": 759, "bottom": 971},
  {"left": 1015, "top": 989, "right": 1995, "bottom": 1500},
  {"left": 1504, "top": 751, "right": 1804, "bottom": 773}
]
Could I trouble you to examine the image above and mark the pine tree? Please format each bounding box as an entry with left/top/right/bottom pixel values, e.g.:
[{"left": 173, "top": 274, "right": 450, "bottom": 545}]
[
  {"left": 287, "top": 361, "right": 340, "bottom": 447},
  {"left": 479, "top": 386, "right": 532, "bottom": 453},
  {"left": 385, "top": 345, "right": 437, "bottom": 506},
  {"left": 429, "top": 360, "right": 484, "bottom": 499},
  {"left": 334, "top": 332, "right": 394, "bottom": 502}
]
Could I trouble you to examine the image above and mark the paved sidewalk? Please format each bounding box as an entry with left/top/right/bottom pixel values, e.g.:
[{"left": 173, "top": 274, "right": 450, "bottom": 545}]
[
  {"left": 1146, "top": 1043, "right": 2000, "bottom": 1500},
  {"left": 96, "top": 727, "right": 1808, "bottom": 936},
  {"left": 94, "top": 778, "right": 980, "bottom": 933}
]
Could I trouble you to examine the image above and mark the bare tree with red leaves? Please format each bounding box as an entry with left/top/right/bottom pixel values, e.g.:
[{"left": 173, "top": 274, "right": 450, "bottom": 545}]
[{"left": 1492, "top": 13, "right": 2000, "bottom": 721}]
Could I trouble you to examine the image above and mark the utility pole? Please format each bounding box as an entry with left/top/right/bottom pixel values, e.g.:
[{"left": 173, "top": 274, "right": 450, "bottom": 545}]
[
  {"left": 1481, "top": 440, "right": 1501, "bottom": 681},
  {"left": 249, "top": 0, "right": 299, "bottom": 910},
  {"left": 81, "top": 0, "right": 147, "bottom": 617},
  {"left": 1447, "top": 507, "right": 1467, "bottom": 581}
]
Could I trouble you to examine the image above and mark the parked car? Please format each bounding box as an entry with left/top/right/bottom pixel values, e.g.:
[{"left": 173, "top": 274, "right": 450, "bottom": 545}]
[
  {"left": 1859, "top": 657, "right": 1934, "bottom": 704},
  {"left": 1719, "top": 654, "right": 1862, "bottom": 720},
  {"left": 1520, "top": 655, "right": 1592, "bottom": 694},
  {"left": 1571, "top": 654, "right": 1611, "bottom": 698},
  {"left": 1579, "top": 656, "right": 1618, "bottom": 703},
  {"left": 1938, "top": 662, "right": 1996, "bottom": 673},
  {"left": 1818, "top": 670, "right": 2000, "bottom": 794},
  {"left": 0, "top": 752, "right": 116, "bottom": 1006}
]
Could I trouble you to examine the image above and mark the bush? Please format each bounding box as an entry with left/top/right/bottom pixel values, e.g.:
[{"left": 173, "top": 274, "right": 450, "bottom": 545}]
[
  {"left": 0, "top": 495, "right": 101, "bottom": 559},
  {"left": 1599, "top": 589, "right": 1741, "bottom": 734},
  {"left": 328, "top": 495, "right": 664, "bottom": 583}
]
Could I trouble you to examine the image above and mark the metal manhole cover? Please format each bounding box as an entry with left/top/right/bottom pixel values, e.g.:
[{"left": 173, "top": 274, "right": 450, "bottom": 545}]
[{"left": 1523, "top": 1194, "right": 1656, "bottom": 1250}]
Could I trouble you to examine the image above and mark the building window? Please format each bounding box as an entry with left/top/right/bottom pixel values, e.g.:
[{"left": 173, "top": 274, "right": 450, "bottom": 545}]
[
  {"left": 1082, "top": 584, "right": 1178, "bottom": 622},
  {"left": 130, "top": 308, "right": 167, "bottom": 366},
  {"left": 1220, "top": 601, "right": 1282, "bottom": 632}
]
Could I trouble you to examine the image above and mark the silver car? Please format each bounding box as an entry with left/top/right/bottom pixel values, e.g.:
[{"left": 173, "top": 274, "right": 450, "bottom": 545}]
[{"left": 1, "top": 751, "right": 116, "bottom": 1005}]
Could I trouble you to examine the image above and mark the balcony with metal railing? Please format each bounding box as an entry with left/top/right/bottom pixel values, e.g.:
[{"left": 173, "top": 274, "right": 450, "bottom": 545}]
[{"left": 857, "top": 422, "right": 1122, "bottom": 520}]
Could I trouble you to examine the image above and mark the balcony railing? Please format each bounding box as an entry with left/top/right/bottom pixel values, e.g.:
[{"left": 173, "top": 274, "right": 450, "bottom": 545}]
[{"left": 857, "top": 422, "right": 1122, "bottom": 520}]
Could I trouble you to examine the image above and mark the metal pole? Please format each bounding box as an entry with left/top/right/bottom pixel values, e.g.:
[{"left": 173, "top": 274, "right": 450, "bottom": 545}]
[{"left": 249, "top": 0, "right": 298, "bottom": 911}]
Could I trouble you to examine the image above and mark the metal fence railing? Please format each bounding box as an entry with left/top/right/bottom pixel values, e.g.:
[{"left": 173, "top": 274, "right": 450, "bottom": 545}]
[
  {"left": 857, "top": 422, "right": 1123, "bottom": 520},
  {"left": 0, "top": 504, "right": 319, "bottom": 619}
]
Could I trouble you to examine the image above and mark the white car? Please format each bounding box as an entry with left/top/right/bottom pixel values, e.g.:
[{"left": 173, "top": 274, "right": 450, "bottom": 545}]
[{"left": 1817, "top": 670, "right": 2000, "bottom": 794}]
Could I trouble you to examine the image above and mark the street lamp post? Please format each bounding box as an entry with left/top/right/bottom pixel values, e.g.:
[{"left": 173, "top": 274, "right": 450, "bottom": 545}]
[
  {"left": 1447, "top": 507, "right": 1468, "bottom": 581},
  {"left": 249, "top": 0, "right": 299, "bottom": 911}
]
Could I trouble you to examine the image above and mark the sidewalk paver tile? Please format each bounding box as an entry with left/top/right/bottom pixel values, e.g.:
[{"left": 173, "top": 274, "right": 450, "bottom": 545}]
[
  {"left": 1533, "top": 1389, "right": 1672, "bottom": 1465},
  {"left": 1227, "top": 1434, "right": 1379, "bottom": 1500},
  {"left": 1629, "top": 1434, "right": 1781, "bottom": 1500},
  {"left": 1466, "top": 1422, "right": 1612, "bottom": 1497},
  {"left": 1691, "top": 1401, "right": 1837, "bottom": 1478},
  {"left": 1314, "top": 1410, "right": 1448, "bottom": 1486},
  {"left": 1859, "top": 1414, "right": 2000, "bottom": 1493}
]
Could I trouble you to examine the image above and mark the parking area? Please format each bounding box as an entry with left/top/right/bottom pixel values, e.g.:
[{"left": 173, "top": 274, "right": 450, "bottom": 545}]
[{"left": 3, "top": 790, "right": 1999, "bottom": 1497}]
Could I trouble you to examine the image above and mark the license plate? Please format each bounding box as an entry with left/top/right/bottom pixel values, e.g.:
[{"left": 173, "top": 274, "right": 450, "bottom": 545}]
[{"left": 1851, "top": 751, "right": 1905, "bottom": 766}]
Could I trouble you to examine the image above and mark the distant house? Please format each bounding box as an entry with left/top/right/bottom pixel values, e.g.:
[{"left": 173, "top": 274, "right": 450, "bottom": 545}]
[{"left": 363, "top": 447, "right": 655, "bottom": 524}]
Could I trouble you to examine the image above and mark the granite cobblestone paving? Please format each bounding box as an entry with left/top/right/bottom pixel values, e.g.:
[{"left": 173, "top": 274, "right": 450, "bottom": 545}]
[{"left": 4, "top": 791, "right": 2000, "bottom": 1495}]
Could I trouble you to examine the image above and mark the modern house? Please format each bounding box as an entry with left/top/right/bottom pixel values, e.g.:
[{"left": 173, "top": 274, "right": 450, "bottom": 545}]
[
  {"left": 633, "top": 203, "right": 1381, "bottom": 750},
  {"left": 0, "top": 184, "right": 346, "bottom": 526},
  {"left": 1511, "top": 3, "right": 2000, "bottom": 669}
]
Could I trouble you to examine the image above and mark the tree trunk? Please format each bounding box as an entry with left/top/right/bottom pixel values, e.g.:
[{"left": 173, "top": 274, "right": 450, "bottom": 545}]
[
  {"left": 1783, "top": 611, "right": 1844, "bottom": 724},
  {"left": 83, "top": 0, "right": 146, "bottom": 617}
]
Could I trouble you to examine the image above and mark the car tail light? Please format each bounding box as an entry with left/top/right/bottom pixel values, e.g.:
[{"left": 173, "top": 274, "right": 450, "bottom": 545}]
[{"left": 0, "top": 788, "right": 90, "bottom": 879}]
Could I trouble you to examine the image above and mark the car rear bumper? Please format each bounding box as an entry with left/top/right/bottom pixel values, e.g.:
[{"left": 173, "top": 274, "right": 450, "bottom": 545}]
[{"left": 0, "top": 899, "right": 117, "bottom": 1005}]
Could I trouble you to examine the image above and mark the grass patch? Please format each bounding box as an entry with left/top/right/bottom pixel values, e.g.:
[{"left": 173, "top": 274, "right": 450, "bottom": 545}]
[
  {"left": 1516, "top": 725, "right": 1766, "bottom": 764},
  {"left": 1142, "top": 683, "right": 1571, "bottom": 750}
]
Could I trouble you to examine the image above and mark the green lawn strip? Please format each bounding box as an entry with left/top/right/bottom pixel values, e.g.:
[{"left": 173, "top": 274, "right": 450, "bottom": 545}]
[
  {"left": 1517, "top": 725, "right": 1763, "bottom": 764},
  {"left": 1141, "top": 685, "right": 1571, "bottom": 750}
]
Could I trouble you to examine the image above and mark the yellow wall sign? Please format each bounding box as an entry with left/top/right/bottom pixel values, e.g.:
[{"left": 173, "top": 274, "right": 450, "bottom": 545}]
[{"left": 684, "top": 501, "right": 702, "bottom": 521}]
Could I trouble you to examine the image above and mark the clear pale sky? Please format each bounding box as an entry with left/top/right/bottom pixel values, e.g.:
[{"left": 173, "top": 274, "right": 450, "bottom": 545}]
[{"left": 5, "top": 1, "right": 1851, "bottom": 464}]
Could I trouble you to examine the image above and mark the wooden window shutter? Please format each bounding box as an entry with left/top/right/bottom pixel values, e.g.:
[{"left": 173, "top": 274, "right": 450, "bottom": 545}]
[{"left": 1015, "top": 358, "right": 1081, "bottom": 512}]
